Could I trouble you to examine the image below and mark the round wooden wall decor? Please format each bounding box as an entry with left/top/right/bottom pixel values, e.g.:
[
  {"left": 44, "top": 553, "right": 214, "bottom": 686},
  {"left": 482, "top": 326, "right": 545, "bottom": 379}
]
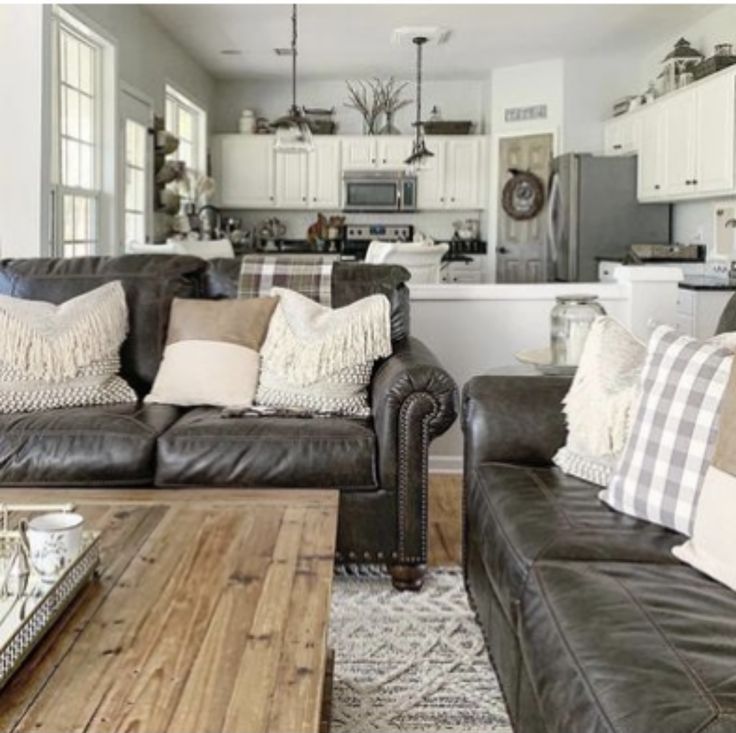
[{"left": 501, "top": 169, "right": 545, "bottom": 221}]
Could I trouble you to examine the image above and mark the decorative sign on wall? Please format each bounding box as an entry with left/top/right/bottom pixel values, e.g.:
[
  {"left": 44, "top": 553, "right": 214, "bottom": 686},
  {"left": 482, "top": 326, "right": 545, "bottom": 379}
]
[{"left": 504, "top": 104, "right": 548, "bottom": 123}]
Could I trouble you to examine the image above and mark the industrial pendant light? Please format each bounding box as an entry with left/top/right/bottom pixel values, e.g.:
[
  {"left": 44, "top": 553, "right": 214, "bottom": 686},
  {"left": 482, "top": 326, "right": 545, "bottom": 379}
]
[
  {"left": 405, "top": 36, "right": 433, "bottom": 169},
  {"left": 272, "top": 4, "right": 313, "bottom": 153}
]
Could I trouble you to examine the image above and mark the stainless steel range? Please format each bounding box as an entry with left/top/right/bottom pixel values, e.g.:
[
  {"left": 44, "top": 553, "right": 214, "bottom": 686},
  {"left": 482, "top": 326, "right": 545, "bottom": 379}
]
[{"left": 342, "top": 224, "right": 414, "bottom": 260}]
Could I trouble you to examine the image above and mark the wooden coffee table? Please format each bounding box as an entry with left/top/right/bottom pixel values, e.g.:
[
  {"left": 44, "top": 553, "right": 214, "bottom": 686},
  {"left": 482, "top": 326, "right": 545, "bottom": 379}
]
[{"left": 0, "top": 489, "right": 338, "bottom": 733}]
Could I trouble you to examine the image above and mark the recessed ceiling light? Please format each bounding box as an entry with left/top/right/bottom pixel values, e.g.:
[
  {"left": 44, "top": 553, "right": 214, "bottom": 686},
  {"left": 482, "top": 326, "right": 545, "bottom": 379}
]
[{"left": 220, "top": 49, "right": 242, "bottom": 56}]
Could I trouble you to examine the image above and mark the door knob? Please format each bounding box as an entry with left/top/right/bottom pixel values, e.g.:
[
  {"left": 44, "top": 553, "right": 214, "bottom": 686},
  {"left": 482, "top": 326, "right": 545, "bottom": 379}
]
[{"left": 497, "top": 246, "right": 509, "bottom": 254}]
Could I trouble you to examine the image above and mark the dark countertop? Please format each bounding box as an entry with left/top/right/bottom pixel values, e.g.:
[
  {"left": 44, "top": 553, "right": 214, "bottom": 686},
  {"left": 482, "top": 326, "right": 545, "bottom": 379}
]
[{"left": 679, "top": 277, "right": 736, "bottom": 291}]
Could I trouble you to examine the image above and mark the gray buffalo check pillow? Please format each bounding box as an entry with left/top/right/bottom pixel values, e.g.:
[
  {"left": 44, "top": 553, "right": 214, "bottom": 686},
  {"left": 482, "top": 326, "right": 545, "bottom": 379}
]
[{"left": 601, "top": 325, "right": 734, "bottom": 535}]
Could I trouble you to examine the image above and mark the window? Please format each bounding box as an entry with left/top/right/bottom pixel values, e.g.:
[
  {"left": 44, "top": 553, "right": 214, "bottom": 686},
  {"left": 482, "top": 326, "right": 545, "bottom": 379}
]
[
  {"left": 124, "top": 120, "right": 147, "bottom": 246},
  {"left": 52, "top": 14, "right": 102, "bottom": 257},
  {"left": 165, "top": 85, "right": 206, "bottom": 177}
]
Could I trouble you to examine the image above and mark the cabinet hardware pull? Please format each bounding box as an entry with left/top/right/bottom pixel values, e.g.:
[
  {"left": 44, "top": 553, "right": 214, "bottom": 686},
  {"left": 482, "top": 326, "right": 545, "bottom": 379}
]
[
  {"left": 685, "top": 180, "right": 692, "bottom": 185},
  {"left": 383, "top": 159, "right": 387, "bottom": 164},
  {"left": 693, "top": 179, "right": 698, "bottom": 185},
  {"left": 654, "top": 184, "right": 660, "bottom": 190},
  {"left": 613, "top": 144, "right": 622, "bottom": 150}
]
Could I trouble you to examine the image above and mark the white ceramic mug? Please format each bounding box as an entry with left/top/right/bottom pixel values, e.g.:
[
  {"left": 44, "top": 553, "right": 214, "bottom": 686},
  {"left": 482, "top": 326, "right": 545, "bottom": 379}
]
[{"left": 23, "top": 512, "right": 84, "bottom": 581}]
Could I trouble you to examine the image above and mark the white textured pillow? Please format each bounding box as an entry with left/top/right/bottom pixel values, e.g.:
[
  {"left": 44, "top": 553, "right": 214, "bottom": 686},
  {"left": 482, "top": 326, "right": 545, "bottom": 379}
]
[
  {"left": 256, "top": 287, "right": 392, "bottom": 416},
  {"left": 0, "top": 281, "right": 136, "bottom": 413},
  {"left": 554, "top": 317, "right": 646, "bottom": 486}
]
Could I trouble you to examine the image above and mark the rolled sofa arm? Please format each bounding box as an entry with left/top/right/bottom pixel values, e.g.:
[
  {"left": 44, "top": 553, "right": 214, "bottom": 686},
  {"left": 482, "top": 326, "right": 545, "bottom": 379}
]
[
  {"left": 371, "top": 337, "right": 458, "bottom": 566},
  {"left": 463, "top": 374, "right": 571, "bottom": 470}
]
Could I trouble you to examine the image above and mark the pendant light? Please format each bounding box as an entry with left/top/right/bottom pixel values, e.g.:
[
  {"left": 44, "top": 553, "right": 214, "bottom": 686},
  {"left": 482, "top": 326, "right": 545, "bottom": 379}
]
[
  {"left": 405, "top": 36, "right": 433, "bottom": 169},
  {"left": 272, "top": 4, "right": 313, "bottom": 153}
]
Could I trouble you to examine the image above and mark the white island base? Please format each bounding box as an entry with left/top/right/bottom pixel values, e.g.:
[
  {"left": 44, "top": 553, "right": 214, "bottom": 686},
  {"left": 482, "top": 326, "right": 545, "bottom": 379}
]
[{"left": 410, "top": 265, "right": 684, "bottom": 472}]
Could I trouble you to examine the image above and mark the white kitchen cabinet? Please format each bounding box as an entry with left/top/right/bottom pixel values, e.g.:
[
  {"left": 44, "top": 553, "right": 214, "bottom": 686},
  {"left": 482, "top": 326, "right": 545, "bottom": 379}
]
[
  {"left": 341, "top": 136, "right": 411, "bottom": 170},
  {"left": 604, "top": 115, "right": 640, "bottom": 156},
  {"left": 693, "top": 73, "right": 736, "bottom": 194},
  {"left": 663, "top": 92, "right": 697, "bottom": 197},
  {"left": 275, "top": 153, "right": 310, "bottom": 208},
  {"left": 675, "top": 286, "right": 734, "bottom": 338},
  {"left": 631, "top": 68, "right": 736, "bottom": 202},
  {"left": 416, "top": 136, "right": 484, "bottom": 210},
  {"left": 212, "top": 135, "right": 275, "bottom": 208},
  {"left": 637, "top": 105, "right": 667, "bottom": 200},
  {"left": 308, "top": 138, "right": 341, "bottom": 208}
]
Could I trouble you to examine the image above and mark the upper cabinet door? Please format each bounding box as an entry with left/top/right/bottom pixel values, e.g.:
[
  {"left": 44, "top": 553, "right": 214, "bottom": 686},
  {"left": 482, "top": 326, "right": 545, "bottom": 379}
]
[
  {"left": 663, "top": 93, "right": 697, "bottom": 196},
  {"left": 213, "top": 136, "right": 275, "bottom": 208},
  {"left": 445, "top": 138, "right": 482, "bottom": 209},
  {"left": 694, "top": 74, "right": 736, "bottom": 195},
  {"left": 309, "top": 138, "right": 341, "bottom": 208},
  {"left": 604, "top": 115, "right": 640, "bottom": 156},
  {"left": 275, "top": 152, "right": 310, "bottom": 208},
  {"left": 416, "top": 138, "right": 446, "bottom": 209},
  {"left": 341, "top": 137, "right": 376, "bottom": 169},
  {"left": 638, "top": 106, "right": 667, "bottom": 200},
  {"left": 376, "top": 137, "right": 412, "bottom": 168}
]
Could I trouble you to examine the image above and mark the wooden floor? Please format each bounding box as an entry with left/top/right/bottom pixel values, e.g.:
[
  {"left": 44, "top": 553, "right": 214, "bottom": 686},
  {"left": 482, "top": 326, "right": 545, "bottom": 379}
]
[{"left": 427, "top": 473, "right": 462, "bottom": 567}]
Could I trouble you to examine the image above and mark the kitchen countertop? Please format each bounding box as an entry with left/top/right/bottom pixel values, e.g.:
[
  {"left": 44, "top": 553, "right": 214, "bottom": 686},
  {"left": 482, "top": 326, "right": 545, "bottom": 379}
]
[{"left": 679, "top": 277, "right": 736, "bottom": 291}]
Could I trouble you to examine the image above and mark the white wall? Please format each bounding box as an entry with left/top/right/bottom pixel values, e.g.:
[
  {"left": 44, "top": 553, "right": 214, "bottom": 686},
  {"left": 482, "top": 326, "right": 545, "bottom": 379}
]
[
  {"left": 0, "top": 5, "right": 51, "bottom": 258},
  {"left": 212, "top": 77, "right": 487, "bottom": 135},
  {"left": 78, "top": 4, "right": 216, "bottom": 118}
]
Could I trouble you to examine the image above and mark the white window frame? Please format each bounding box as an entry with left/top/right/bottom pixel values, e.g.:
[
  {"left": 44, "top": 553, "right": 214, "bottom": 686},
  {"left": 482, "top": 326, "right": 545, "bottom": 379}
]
[
  {"left": 165, "top": 84, "right": 207, "bottom": 177},
  {"left": 50, "top": 6, "right": 117, "bottom": 257}
]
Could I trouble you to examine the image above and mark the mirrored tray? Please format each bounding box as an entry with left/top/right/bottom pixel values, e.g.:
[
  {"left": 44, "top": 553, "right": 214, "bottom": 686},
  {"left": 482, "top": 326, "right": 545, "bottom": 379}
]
[{"left": 0, "top": 509, "right": 100, "bottom": 690}]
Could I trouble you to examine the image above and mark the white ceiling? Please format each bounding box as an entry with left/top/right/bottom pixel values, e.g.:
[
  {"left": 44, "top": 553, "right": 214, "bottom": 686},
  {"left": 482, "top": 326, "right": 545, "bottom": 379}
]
[{"left": 146, "top": 4, "right": 717, "bottom": 81}]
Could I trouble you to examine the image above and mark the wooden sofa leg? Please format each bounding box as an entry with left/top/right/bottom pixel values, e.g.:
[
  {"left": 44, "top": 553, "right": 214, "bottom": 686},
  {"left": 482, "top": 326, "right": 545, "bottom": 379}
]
[{"left": 389, "top": 563, "right": 426, "bottom": 591}]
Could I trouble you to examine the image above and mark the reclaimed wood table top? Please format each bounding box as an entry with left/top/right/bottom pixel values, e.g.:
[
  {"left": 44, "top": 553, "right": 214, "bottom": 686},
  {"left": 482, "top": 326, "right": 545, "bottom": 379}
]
[{"left": 0, "top": 489, "right": 339, "bottom": 733}]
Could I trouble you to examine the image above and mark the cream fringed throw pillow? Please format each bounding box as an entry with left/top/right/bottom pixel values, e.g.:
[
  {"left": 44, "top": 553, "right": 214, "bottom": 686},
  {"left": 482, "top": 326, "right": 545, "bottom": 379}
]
[
  {"left": 553, "top": 317, "right": 646, "bottom": 486},
  {"left": 673, "top": 361, "right": 736, "bottom": 591},
  {"left": 256, "top": 287, "right": 392, "bottom": 416},
  {"left": 146, "top": 296, "right": 278, "bottom": 408},
  {"left": 0, "top": 281, "right": 137, "bottom": 413}
]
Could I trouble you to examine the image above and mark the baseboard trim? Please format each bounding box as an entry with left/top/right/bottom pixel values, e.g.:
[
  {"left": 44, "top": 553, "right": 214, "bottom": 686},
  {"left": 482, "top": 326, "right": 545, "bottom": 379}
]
[{"left": 429, "top": 455, "right": 462, "bottom": 474}]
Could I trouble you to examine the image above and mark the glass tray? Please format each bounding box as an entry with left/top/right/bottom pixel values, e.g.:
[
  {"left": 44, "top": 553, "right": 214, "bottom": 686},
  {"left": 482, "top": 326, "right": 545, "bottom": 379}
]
[{"left": 0, "top": 529, "right": 100, "bottom": 689}]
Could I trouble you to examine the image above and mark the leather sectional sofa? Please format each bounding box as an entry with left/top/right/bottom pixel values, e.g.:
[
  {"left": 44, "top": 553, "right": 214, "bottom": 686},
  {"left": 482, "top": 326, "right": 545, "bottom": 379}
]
[
  {"left": 0, "top": 255, "right": 457, "bottom": 590},
  {"left": 463, "top": 374, "right": 736, "bottom": 732}
]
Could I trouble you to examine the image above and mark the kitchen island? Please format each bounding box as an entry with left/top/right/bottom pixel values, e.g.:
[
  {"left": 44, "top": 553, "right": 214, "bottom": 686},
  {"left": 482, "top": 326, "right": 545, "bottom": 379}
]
[{"left": 408, "top": 265, "right": 684, "bottom": 472}]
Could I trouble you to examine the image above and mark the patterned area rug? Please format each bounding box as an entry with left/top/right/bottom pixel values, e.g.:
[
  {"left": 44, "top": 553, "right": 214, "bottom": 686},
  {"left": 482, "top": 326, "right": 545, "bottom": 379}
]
[{"left": 329, "top": 568, "right": 512, "bottom": 732}]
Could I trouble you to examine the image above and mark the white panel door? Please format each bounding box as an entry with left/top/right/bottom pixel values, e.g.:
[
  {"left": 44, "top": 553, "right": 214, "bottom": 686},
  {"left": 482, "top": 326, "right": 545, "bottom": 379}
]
[
  {"left": 341, "top": 137, "right": 376, "bottom": 169},
  {"left": 213, "top": 136, "right": 275, "bottom": 208},
  {"left": 416, "top": 139, "right": 446, "bottom": 209},
  {"left": 637, "top": 106, "right": 667, "bottom": 200},
  {"left": 694, "top": 74, "right": 736, "bottom": 195},
  {"left": 376, "top": 137, "right": 412, "bottom": 168},
  {"left": 663, "top": 94, "right": 697, "bottom": 196},
  {"left": 275, "top": 152, "right": 310, "bottom": 208},
  {"left": 445, "top": 138, "right": 482, "bottom": 209},
  {"left": 308, "top": 138, "right": 341, "bottom": 208}
]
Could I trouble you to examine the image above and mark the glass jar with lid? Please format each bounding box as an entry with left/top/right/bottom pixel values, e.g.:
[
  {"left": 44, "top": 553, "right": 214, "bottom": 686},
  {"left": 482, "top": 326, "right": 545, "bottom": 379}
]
[{"left": 551, "top": 295, "right": 606, "bottom": 366}]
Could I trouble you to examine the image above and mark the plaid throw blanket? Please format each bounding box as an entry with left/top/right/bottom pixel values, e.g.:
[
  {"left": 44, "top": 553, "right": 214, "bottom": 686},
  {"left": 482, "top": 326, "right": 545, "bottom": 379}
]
[{"left": 237, "top": 255, "right": 333, "bottom": 305}]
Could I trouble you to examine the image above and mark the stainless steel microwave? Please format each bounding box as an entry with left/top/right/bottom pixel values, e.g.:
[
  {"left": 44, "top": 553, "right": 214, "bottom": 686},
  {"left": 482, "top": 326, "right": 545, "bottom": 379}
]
[{"left": 342, "top": 171, "right": 417, "bottom": 212}]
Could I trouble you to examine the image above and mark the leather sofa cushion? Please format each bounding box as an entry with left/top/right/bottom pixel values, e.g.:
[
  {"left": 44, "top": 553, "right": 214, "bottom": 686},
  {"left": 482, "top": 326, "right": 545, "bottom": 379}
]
[
  {"left": 156, "top": 408, "right": 378, "bottom": 489},
  {"left": 468, "top": 463, "right": 682, "bottom": 624},
  {"left": 203, "top": 260, "right": 411, "bottom": 342},
  {"left": 0, "top": 404, "right": 180, "bottom": 486},
  {"left": 0, "top": 255, "right": 206, "bottom": 395},
  {"left": 520, "top": 561, "right": 736, "bottom": 733}
]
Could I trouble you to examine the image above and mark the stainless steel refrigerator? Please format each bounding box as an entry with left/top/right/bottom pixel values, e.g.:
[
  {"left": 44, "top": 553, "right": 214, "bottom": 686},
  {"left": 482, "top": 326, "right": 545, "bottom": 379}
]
[{"left": 547, "top": 153, "right": 671, "bottom": 282}]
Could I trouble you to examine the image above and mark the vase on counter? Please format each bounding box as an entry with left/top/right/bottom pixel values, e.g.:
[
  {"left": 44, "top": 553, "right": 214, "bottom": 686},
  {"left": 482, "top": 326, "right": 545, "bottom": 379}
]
[
  {"left": 550, "top": 295, "right": 606, "bottom": 367},
  {"left": 379, "top": 111, "right": 400, "bottom": 135}
]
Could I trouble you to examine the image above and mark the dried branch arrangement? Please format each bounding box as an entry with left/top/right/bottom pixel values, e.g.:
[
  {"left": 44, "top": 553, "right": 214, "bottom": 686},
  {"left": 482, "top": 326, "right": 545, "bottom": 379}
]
[
  {"left": 344, "top": 79, "right": 384, "bottom": 134},
  {"left": 375, "top": 77, "right": 412, "bottom": 117}
]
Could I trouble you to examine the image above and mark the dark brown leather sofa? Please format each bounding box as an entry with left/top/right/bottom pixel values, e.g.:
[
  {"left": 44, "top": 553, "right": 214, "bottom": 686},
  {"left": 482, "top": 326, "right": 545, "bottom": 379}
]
[
  {"left": 463, "top": 374, "right": 736, "bottom": 732},
  {"left": 0, "top": 255, "right": 457, "bottom": 590}
]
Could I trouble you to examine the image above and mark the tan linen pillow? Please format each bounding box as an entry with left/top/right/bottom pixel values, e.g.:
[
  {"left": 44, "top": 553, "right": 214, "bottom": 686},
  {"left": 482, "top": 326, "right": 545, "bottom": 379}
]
[
  {"left": 145, "top": 297, "right": 278, "bottom": 408},
  {"left": 673, "top": 361, "right": 736, "bottom": 591}
]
